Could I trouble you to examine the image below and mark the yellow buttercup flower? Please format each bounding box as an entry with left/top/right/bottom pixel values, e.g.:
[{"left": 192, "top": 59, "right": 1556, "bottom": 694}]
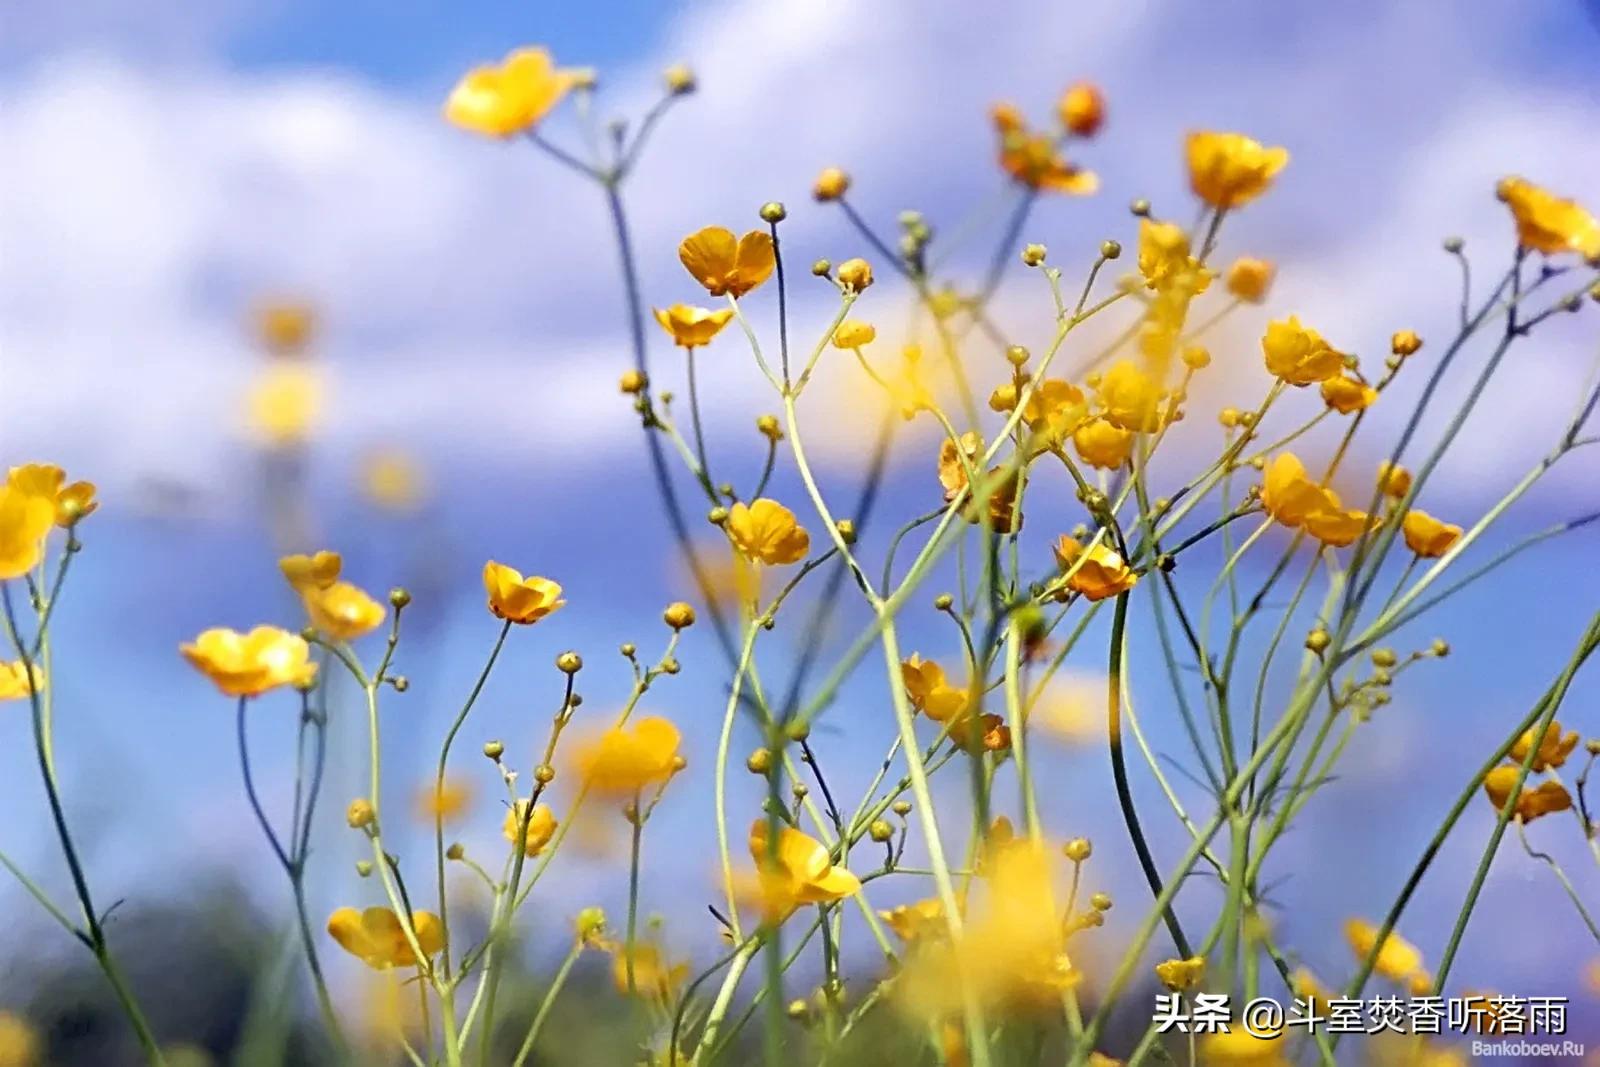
[
  {"left": 1302, "top": 505, "right": 1370, "bottom": 548},
  {"left": 1186, "top": 131, "right": 1289, "bottom": 210},
  {"left": 1057, "top": 81, "right": 1105, "bottom": 137},
  {"left": 1072, "top": 417, "right": 1135, "bottom": 470},
  {"left": 0, "top": 484, "right": 54, "bottom": 580},
  {"left": 1320, "top": 374, "right": 1377, "bottom": 414},
  {"left": 1095, "top": 360, "right": 1164, "bottom": 433},
  {"left": 899, "top": 654, "right": 971, "bottom": 724},
  {"left": 1138, "top": 219, "right": 1197, "bottom": 290},
  {"left": 303, "top": 581, "right": 386, "bottom": 642},
  {"left": 361, "top": 449, "right": 426, "bottom": 512},
  {"left": 247, "top": 363, "right": 322, "bottom": 447},
  {"left": 813, "top": 167, "right": 850, "bottom": 201},
  {"left": 678, "top": 226, "right": 776, "bottom": 298},
  {"left": 1377, "top": 461, "right": 1412, "bottom": 499},
  {"left": 575, "top": 715, "right": 682, "bottom": 795},
  {"left": 1225, "top": 257, "right": 1275, "bottom": 303},
  {"left": 653, "top": 304, "right": 734, "bottom": 348},
  {"left": 327, "top": 906, "right": 444, "bottom": 970},
  {"left": 748, "top": 819, "right": 860, "bottom": 924},
  {"left": 1054, "top": 536, "right": 1138, "bottom": 601},
  {"left": 1262, "top": 316, "right": 1344, "bottom": 386},
  {"left": 1260, "top": 453, "right": 1328, "bottom": 528},
  {"left": 1154, "top": 955, "right": 1206, "bottom": 991},
  {"left": 836, "top": 257, "right": 874, "bottom": 292},
  {"left": 181, "top": 626, "right": 317, "bottom": 698},
  {"left": 832, "top": 320, "right": 876, "bottom": 349},
  {"left": 417, "top": 778, "right": 475, "bottom": 823},
  {"left": 1402, "top": 510, "right": 1461, "bottom": 558},
  {"left": 1344, "top": 918, "right": 1422, "bottom": 982},
  {"left": 0, "top": 1012, "right": 41, "bottom": 1067},
  {"left": 725, "top": 499, "right": 809, "bottom": 566},
  {"left": 608, "top": 942, "right": 688, "bottom": 999},
  {"left": 280, "top": 550, "right": 343, "bottom": 592},
  {"left": 1510, "top": 720, "right": 1579, "bottom": 772},
  {"left": 0, "top": 661, "right": 45, "bottom": 702},
  {"left": 881, "top": 898, "right": 945, "bottom": 942},
  {"left": 503, "top": 799, "right": 558, "bottom": 856},
  {"left": 1496, "top": 176, "right": 1600, "bottom": 259},
  {"left": 482, "top": 562, "right": 565, "bottom": 624},
  {"left": 1483, "top": 765, "right": 1572, "bottom": 823},
  {"left": 445, "top": 47, "right": 580, "bottom": 138},
  {"left": 1199, "top": 1028, "right": 1289, "bottom": 1066},
  {"left": 8, "top": 464, "right": 97, "bottom": 527},
  {"left": 993, "top": 103, "right": 1098, "bottom": 194},
  {"left": 1022, "top": 378, "right": 1089, "bottom": 443}
]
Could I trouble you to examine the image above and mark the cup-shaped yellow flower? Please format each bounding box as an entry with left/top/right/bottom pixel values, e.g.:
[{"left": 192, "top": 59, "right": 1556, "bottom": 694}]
[
  {"left": 303, "top": 581, "right": 386, "bottom": 642},
  {"left": 503, "top": 799, "right": 558, "bottom": 856},
  {"left": 881, "top": 898, "right": 945, "bottom": 943},
  {"left": 832, "top": 319, "right": 876, "bottom": 349},
  {"left": 1511, "top": 720, "right": 1579, "bottom": 772},
  {"left": 1402, "top": 510, "right": 1461, "bottom": 558},
  {"left": 678, "top": 226, "right": 776, "bottom": 298},
  {"left": 0, "top": 660, "right": 45, "bottom": 701},
  {"left": 1138, "top": 219, "right": 1197, "bottom": 291},
  {"left": 181, "top": 626, "right": 317, "bottom": 697},
  {"left": 280, "top": 550, "right": 343, "bottom": 592},
  {"left": 1302, "top": 504, "right": 1370, "bottom": 548},
  {"left": 483, "top": 562, "right": 565, "bottom": 624},
  {"left": 0, "top": 483, "right": 55, "bottom": 580},
  {"left": 1320, "top": 374, "right": 1377, "bottom": 414},
  {"left": 1023, "top": 378, "right": 1090, "bottom": 443},
  {"left": 1344, "top": 918, "right": 1422, "bottom": 982},
  {"left": 1497, "top": 177, "right": 1600, "bottom": 260},
  {"left": 575, "top": 715, "right": 681, "bottom": 796},
  {"left": 8, "top": 463, "right": 97, "bottom": 527},
  {"left": 653, "top": 304, "right": 734, "bottom": 348},
  {"left": 748, "top": 819, "right": 860, "bottom": 924},
  {"left": 327, "top": 906, "right": 444, "bottom": 970},
  {"left": 445, "top": 47, "right": 580, "bottom": 138},
  {"left": 1095, "top": 360, "right": 1164, "bottom": 432},
  {"left": 1073, "top": 417, "right": 1135, "bottom": 470},
  {"left": 1054, "top": 536, "right": 1138, "bottom": 601},
  {"left": 1483, "top": 765, "right": 1573, "bottom": 823},
  {"left": 1225, "top": 257, "right": 1275, "bottom": 303},
  {"left": 936, "top": 432, "right": 985, "bottom": 505},
  {"left": 950, "top": 711, "right": 1011, "bottom": 752},
  {"left": 1186, "top": 131, "right": 1289, "bottom": 210},
  {"left": 725, "top": 499, "right": 810, "bottom": 566},
  {"left": 1261, "top": 453, "right": 1328, "bottom": 529},
  {"left": 1262, "top": 316, "right": 1344, "bottom": 386},
  {"left": 900, "top": 655, "right": 970, "bottom": 721}
]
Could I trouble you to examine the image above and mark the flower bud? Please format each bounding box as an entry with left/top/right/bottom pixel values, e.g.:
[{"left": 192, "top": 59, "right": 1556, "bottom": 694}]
[
  {"left": 1371, "top": 648, "right": 1398, "bottom": 669},
  {"left": 869, "top": 819, "right": 894, "bottom": 843},
  {"left": 1305, "top": 628, "right": 1331, "bottom": 654},
  {"left": 535, "top": 764, "right": 556, "bottom": 784},
  {"left": 346, "top": 798, "right": 375, "bottom": 830},
  {"left": 1181, "top": 345, "right": 1211, "bottom": 370},
  {"left": 557, "top": 651, "right": 583, "bottom": 674},
  {"left": 389, "top": 587, "right": 412, "bottom": 609},
  {"left": 1391, "top": 330, "right": 1422, "bottom": 357},
  {"left": 1022, "top": 243, "right": 1047, "bottom": 267},
  {"left": 483, "top": 740, "right": 505, "bottom": 760},
  {"left": 1430, "top": 638, "right": 1450, "bottom": 658},
  {"left": 1063, "top": 837, "right": 1093, "bottom": 863},
  {"left": 446, "top": 842, "right": 465, "bottom": 860},
  {"left": 811, "top": 258, "right": 832, "bottom": 277},
  {"left": 576, "top": 906, "right": 608, "bottom": 945},
  {"left": 837, "top": 258, "right": 874, "bottom": 293},
  {"left": 1058, "top": 82, "right": 1105, "bottom": 137},
  {"left": 708, "top": 506, "right": 730, "bottom": 526},
  {"left": 1090, "top": 892, "right": 1113, "bottom": 911},
  {"left": 1100, "top": 239, "right": 1122, "bottom": 260},
  {"left": 663, "top": 63, "right": 696, "bottom": 95},
  {"left": 760, "top": 201, "right": 787, "bottom": 224},
  {"left": 664, "top": 602, "right": 697, "bottom": 630},
  {"left": 891, "top": 800, "right": 912, "bottom": 817},
  {"left": 356, "top": 859, "right": 373, "bottom": 877},
  {"left": 620, "top": 369, "right": 648, "bottom": 394},
  {"left": 836, "top": 519, "right": 857, "bottom": 545},
  {"left": 1225, "top": 258, "right": 1274, "bottom": 304},
  {"left": 747, "top": 748, "right": 773, "bottom": 775},
  {"left": 756, "top": 414, "right": 783, "bottom": 442},
  {"left": 934, "top": 593, "right": 954, "bottom": 611},
  {"left": 813, "top": 168, "right": 850, "bottom": 202}
]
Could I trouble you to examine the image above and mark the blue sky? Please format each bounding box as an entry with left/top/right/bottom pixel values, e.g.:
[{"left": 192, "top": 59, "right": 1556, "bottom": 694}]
[{"left": 3, "top": 0, "right": 1600, "bottom": 1032}]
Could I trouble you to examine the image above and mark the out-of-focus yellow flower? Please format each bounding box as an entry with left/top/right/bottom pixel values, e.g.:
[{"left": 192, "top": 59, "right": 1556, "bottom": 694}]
[
  {"left": 361, "top": 450, "right": 426, "bottom": 512},
  {"left": 992, "top": 103, "right": 1098, "bottom": 194},
  {"left": 608, "top": 942, "right": 688, "bottom": 999},
  {"left": 725, "top": 499, "right": 809, "bottom": 566},
  {"left": 303, "top": 581, "right": 386, "bottom": 641},
  {"left": 255, "top": 301, "right": 315, "bottom": 356},
  {"left": 1482, "top": 765, "right": 1572, "bottom": 823},
  {"left": 1345, "top": 918, "right": 1422, "bottom": 982},
  {"left": 445, "top": 47, "right": 581, "bottom": 138},
  {"left": 1511, "top": 720, "right": 1580, "bottom": 771},
  {"left": 181, "top": 626, "right": 317, "bottom": 697},
  {"left": 1402, "top": 510, "right": 1461, "bottom": 558},
  {"left": 1023, "top": 378, "right": 1090, "bottom": 443},
  {"left": 417, "top": 778, "right": 475, "bottom": 823},
  {"left": 503, "top": 799, "right": 558, "bottom": 856},
  {"left": 1320, "top": 374, "right": 1377, "bottom": 414},
  {"left": 0, "top": 484, "right": 54, "bottom": 579},
  {"left": 0, "top": 1011, "right": 40, "bottom": 1067},
  {"left": 1496, "top": 177, "right": 1600, "bottom": 259},
  {"left": 1073, "top": 417, "right": 1135, "bottom": 469},
  {"left": 1291, "top": 966, "right": 1331, "bottom": 1003},
  {"left": 1138, "top": 219, "right": 1198, "bottom": 291},
  {"left": 247, "top": 363, "right": 322, "bottom": 447},
  {"left": 1054, "top": 536, "right": 1137, "bottom": 601},
  {"left": 747, "top": 819, "right": 860, "bottom": 924},
  {"left": 1154, "top": 955, "right": 1206, "bottom": 991},
  {"left": 1034, "top": 673, "right": 1102, "bottom": 745},
  {"left": 1225, "top": 257, "right": 1275, "bottom": 303},
  {"left": 1262, "top": 316, "right": 1344, "bottom": 386},
  {"left": 575, "top": 715, "right": 681, "bottom": 795},
  {"left": 0, "top": 661, "right": 45, "bottom": 702},
  {"left": 483, "top": 562, "right": 565, "bottom": 624},
  {"left": 881, "top": 898, "right": 945, "bottom": 943},
  {"left": 1377, "top": 461, "right": 1412, "bottom": 499},
  {"left": 328, "top": 906, "right": 444, "bottom": 970},
  {"left": 8, "top": 464, "right": 97, "bottom": 527},
  {"left": 678, "top": 226, "right": 776, "bottom": 298},
  {"left": 832, "top": 320, "right": 877, "bottom": 349},
  {"left": 1095, "top": 360, "right": 1165, "bottom": 432},
  {"left": 1186, "top": 131, "right": 1289, "bottom": 210},
  {"left": 1057, "top": 82, "right": 1105, "bottom": 137},
  {"left": 653, "top": 304, "right": 734, "bottom": 348},
  {"left": 662, "top": 63, "right": 695, "bottom": 94},
  {"left": 280, "top": 550, "right": 342, "bottom": 591},
  {"left": 1199, "top": 1028, "right": 1289, "bottom": 1066},
  {"left": 813, "top": 167, "right": 850, "bottom": 201}
]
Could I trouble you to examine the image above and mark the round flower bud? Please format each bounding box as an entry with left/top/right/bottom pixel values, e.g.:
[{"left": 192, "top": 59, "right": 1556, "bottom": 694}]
[
  {"left": 663, "top": 63, "right": 696, "bottom": 95},
  {"left": 868, "top": 819, "right": 894, "bottom": 843},
  {"left": 791, "top": 782, "right": 809, "bottom": 799},
  {"left": 934, "top": 593, "right": 954, "bottom": 611},
  {"left": 389, "top": 587, "right": 412, "bottom": 609},
  {"left": 1442, "top": 236, "right": 1464, "bottom": 254},
  {"left": 787, "top": 999, "right": 811, "bottom": 1022},
  {"left": 1089, "top": 892, "right": 1113, "bottom": 911},
  {"left": 1181, "top": 345, "right": 1211, "bottom": 370},
  {"left": 891, "top": 800, "right": 912, "bottom": 817},
  {"left": 836, "top": 519, "right": 857, "bottom": 545},
  {"left": 671, "top": 754, "right": 688, "bottom": 773},
  {"left": 813, "top": 168, "right": 850, "bottom": 202},
  {"left": 837, "top": 258, "right": 874, "bottom": 293},
  {"left": 1129, "top": 198, "right": 1151, "bottom": 217},
  {"left": 756, "top": 414, "right": 783, "bottom": 442},
  {"left": 575, "top": 906, "right": 608, "bottom": 945},
  {"left": 1225, "top": 258, "right": 1274, "bottom": 304},
  {"left": 557, "top": 651, "right": 583, "bottom": 674},
  {"left": 1022, "top": 243, "right": 1047, "bottom": 267},
  {"left": 446, "top": 842, "right": 465, "bottom": 860},
  {"left": 356, "top": 859, "right": 374, "bottom": 877},
  {"left": 708, "top": 506, "right": 730, "bottom": 526},
  {"left": 1371, "top": 648, "right": 1398, "bottom": 669},
  {"left": 619, "top": 369, "right": 648, "bottom": 394},
  {"left": 1391, "top": 330, "right": 1422, "bottom": 357},
  {"left": 1064, "top": 837, "right": 1092, "bottom": 862},
  {"left": 759, "top": 201, "right": 787, "bottom": 224},
  {"left": 810, "top": 258, "right": 832, "bottom": 277},
  {"left": 786, "top": 718, "right": 812, "bottom": 742},
  {"left": 661, "top": 657, "right": 681, "bottom": 675},
  {"left": 1058, "top": 82, "right": 1105, "bottom": 137},
  {"left": 1218, "top": 407, "right": 1241, "bottom": 429},
  {"left": 1305, "top": 628, "right": 1331, "bottom": 654},
  {"left": 391, "top": 675, "right": 410, "bottom": 692},
  {"left": 346, "top": 798, "right": 375, "bottom": 830},
  {"left": 534, "top": 764, "right": 556, "bottom": 784},
  {"left": 483, "top": 740, "right": 505, "bottom": 760},
  {"left": 1430, "top": 638, "right": 1450, "bottom": 658},
  {"left": 1100, "top": 239, "right": 1122, "bottom": 260},
  {"left": 664, "top": 601, "right": 697, "bottom": 630},
  {"left": 620, "top": 642, "right": 637, "bottom": 658}
]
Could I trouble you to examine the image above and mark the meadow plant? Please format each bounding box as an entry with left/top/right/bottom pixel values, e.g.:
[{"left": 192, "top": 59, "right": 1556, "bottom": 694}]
[{"left": 5, "top": 42, "right": 1600, "bottom": 1067}]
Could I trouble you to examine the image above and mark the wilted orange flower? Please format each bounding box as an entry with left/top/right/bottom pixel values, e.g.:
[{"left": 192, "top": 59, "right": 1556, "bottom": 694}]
[
  {"left": 503, "top": 799, "right": 558, "bottom": 856},
  {"left": 1402, "top": 510, "right": 1461, "bottom": 558},
  {"left": 247, "top": 363, "right": 322, "bottom": 447},
  {"left": 280, "top": 550, "right": 343, "bottom": 592},
  {"left": 653, "top": 304, "right": 734, "bottom": 348},
  {"left": 1345, "top": 918, "right": 1422, "bottom": 982},
  {"left": 678, "top": 226, "right": 776, "bottom": 298},
  {"left": 813, "top": 167, "right": 850, "bottom": 201},
  {"left": 255, "top": 301, "right": 315, "bottom": 355},
  {"left": 1320, "top": 374, "right": 1377, "bottom": 414},
  {"left": 951, "top": 712, "right": 1012, "bottom": 752},
  {"left": 1054, "top": 536, "right": 1137, "bottom": 601},
  {"left": 937, "top": 432, "right": 985, "bottom": 502},
  {"left": 328, "top": 906, "right": 444, "bottom": 970},
  {"left": 575, "top": 715, "right": 681, "bottom": 795},
  {"left": 1186, "top": 131, "right": 1289, "bottom": 209},
  {"left": 181, "top": 626, "right": 317, "bottom": 698},
  {"left": 1073, "top": 417, "right": 1135, "bottom": 469},
  {"left": 483, "top": 562, "right": 565, "bottom": 623},
  {"left": 1225, "top": 257, "right": 1275, "bottom": 303},
  {"left": 1483, "top": 765, "right": 1572, "bottom": 823},
  {"left": 1511, "top": 720, "right": 1580, "bottom": 771},
  {"left": 608, "top": 942, "right": 688, "bottom": 999},
  {"left": 992, "top": 104, "right": 1098, "bottom": 194},
  {"left": 832, "top": 320, "right": 877, "bottom": 349},
  {"left": 0, "top": 661, "right": 45, "bottom": 702},
  {"left": 8, "top": 464, "right": 97, "bottom": 527},
  {"left": 303, "top": 581, "right": 386, "bottom": 641},
  {"left": 1496, "top": 177, "right": 1600, "bottom": 259},
  {"left": 1262, "top": 317, "right": 1344, "bottom": 385},
  {"left": 1057, "top": 82, "right": 1105, "bottom": 137},
  {"left": 1377, "top": 461, "right": 1412, "bottom": 499},
  {"left": 1095, "top": 360, "right": 1164, "bottom": 432},
  {"left": 725, "top": 499, "right": 809, "bottom": 566},
  {"left": 445, "top": 47, "right": 581, "bottom": 138},
  {"left": 417, "top": 778, "right": 475, "bottom": 823},
  {"left": 0, "top": 484, "right": 54, "bottom": 580},
  {"left": 747, "top": 819, "right": 860, "bottom": 924}
]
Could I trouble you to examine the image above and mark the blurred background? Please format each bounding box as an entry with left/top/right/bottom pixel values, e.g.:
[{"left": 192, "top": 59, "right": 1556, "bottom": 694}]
[{"left": 3, "top": 1, "right": 1600, "bottom": 1062}]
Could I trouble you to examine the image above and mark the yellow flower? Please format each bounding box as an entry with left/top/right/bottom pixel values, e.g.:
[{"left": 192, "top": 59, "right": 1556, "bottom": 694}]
[
  {"left": 1320, "top": 374, "right": 1377, "bottom": 414},
  {"left": 937, "top": 432, "right": 985, "bottom": 504},
  {"left": 1138, "top": 219, "right": 1197, "bottom": 290},
  {"left": 1483, "top": 766, "right": 1572, "bottom": 823},
  {"left": 247, "top": 363, "right": 322, "bottom": 447},
  {"left": 575, "top": 715, "right": 681, "bottom": 795},
  {"left": 725, "top": 499, "right": 809, "bottom": 566},
  {"left": 1510, "top": 720, "right": 1580, "bottom": 771},
  {"left": 503, "top": 799, "right": 558, "bottom": 856},
  {"left": 1057, "top": 82, "right": 1105, "bottom": 137},
  {"left": 1262, "top": 316, "right": 1344, "bottom": 385},
  {"left": 1377, "top": 461, "right": 1412, "bottom": 499},
  {"left": 0, "top": 1012, "right": 40, "bottom": 1067},
  {"left": 417, "top": 778, "right": 475, "bottom": 823},
  {"left": 662, "top": 63, "right": 695, "bottom": 95},
  {"left": 280, "top": 550, "right": 343, "bottom": 592},
  {"left": 993, "top": 104, "right": 1098, "bottom": 194},
  {"left": 951, "top": 712, "right": 1011, "bottom": 753},
  {"left": 813, "top": 167, "right": 850, "bottom": 201},
  {"left": 1095, "top": 360, "right": 1165, "bottom": 432},
  {"left": 1344, "top": 918, "right": 1422, "bottom": 982},
  {"left": 608, "top": 942, "right": 688, "bottom": 999},
  {"left": 0, "top": 661, "right": 45, "bottom": 702},
  {"left": 1199, "top": 1028, "right": 1289, "bottom": 1066},
  {"left": 1022, "top": 379, "right": 1089, "bottom": 443},
  {"left": 1303, "top": 505, "right": 1370, "bottom": 548},
  {"left": 881, "top": 898, "right": 945, "bottom": 942},
  {"left": 303, "top": 581, "right": 386, "bottom": 642},
  {"left": 8, "top": 463, "right": 97, "bottom": 527},
  {"left": 832, "top": 319, "right": 877, "bottom": 349},
  {"left": 1054, "top": 536, "right": 1138, "bottom": 601},
  {"left": 1225, "top": 257, "right": 1275, "bottom": 303},
  {"left": 1260, "top": 454, "right": 1328, "bottom": 528},
  {"left": 327, "top": 906, "right": 444, "bottom": 969},
  {"left": 0, "top": 484, "right": 54, "bottom": 580},
  {"left": 1402, "top": 510, "right": 1461, "bottom": 558},
  {"left": 678, "top": 226, "right": 776, "bottom": 298},
  {"left": 361, "top": 449, "right": 426, "bottom": 512},
  {"left": 1154, "top": 955, "right": 1206, "bottom": 991},
  {"left": 445, "top": 47, "right": 580, "bottom": 138},
  {"left": 1072, "top": 417, "right": 1135, "bottom": 470},
  {"left": 836, "top": 257, "right": 874, "bottom": 292},
  {"left": 1186, "top": 131, "right": 1289, "bottom": 210},
  {"left": 482, "top": 562, "right": 565, "bottom": 624},
  {"left": 255, "top": 300, "right": 315, "bottom": 355},
  {"left": 653, "top": 304, "right": 734, "bottom": 348},
  {"left": 181, "top": 626, "right": 317, "bottom": 698},
  {"left": 1497, "top": 176, "right": 1600, "bottom": 259},
  {"left": 1392, "top": 330, "right": 1423, "bottom": 357},
  {"left": 901, "top": 654, "right": 955, "bottom": 711},
  {"left": 748, "top": 819, "right": 860, "bottom": 924}
]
